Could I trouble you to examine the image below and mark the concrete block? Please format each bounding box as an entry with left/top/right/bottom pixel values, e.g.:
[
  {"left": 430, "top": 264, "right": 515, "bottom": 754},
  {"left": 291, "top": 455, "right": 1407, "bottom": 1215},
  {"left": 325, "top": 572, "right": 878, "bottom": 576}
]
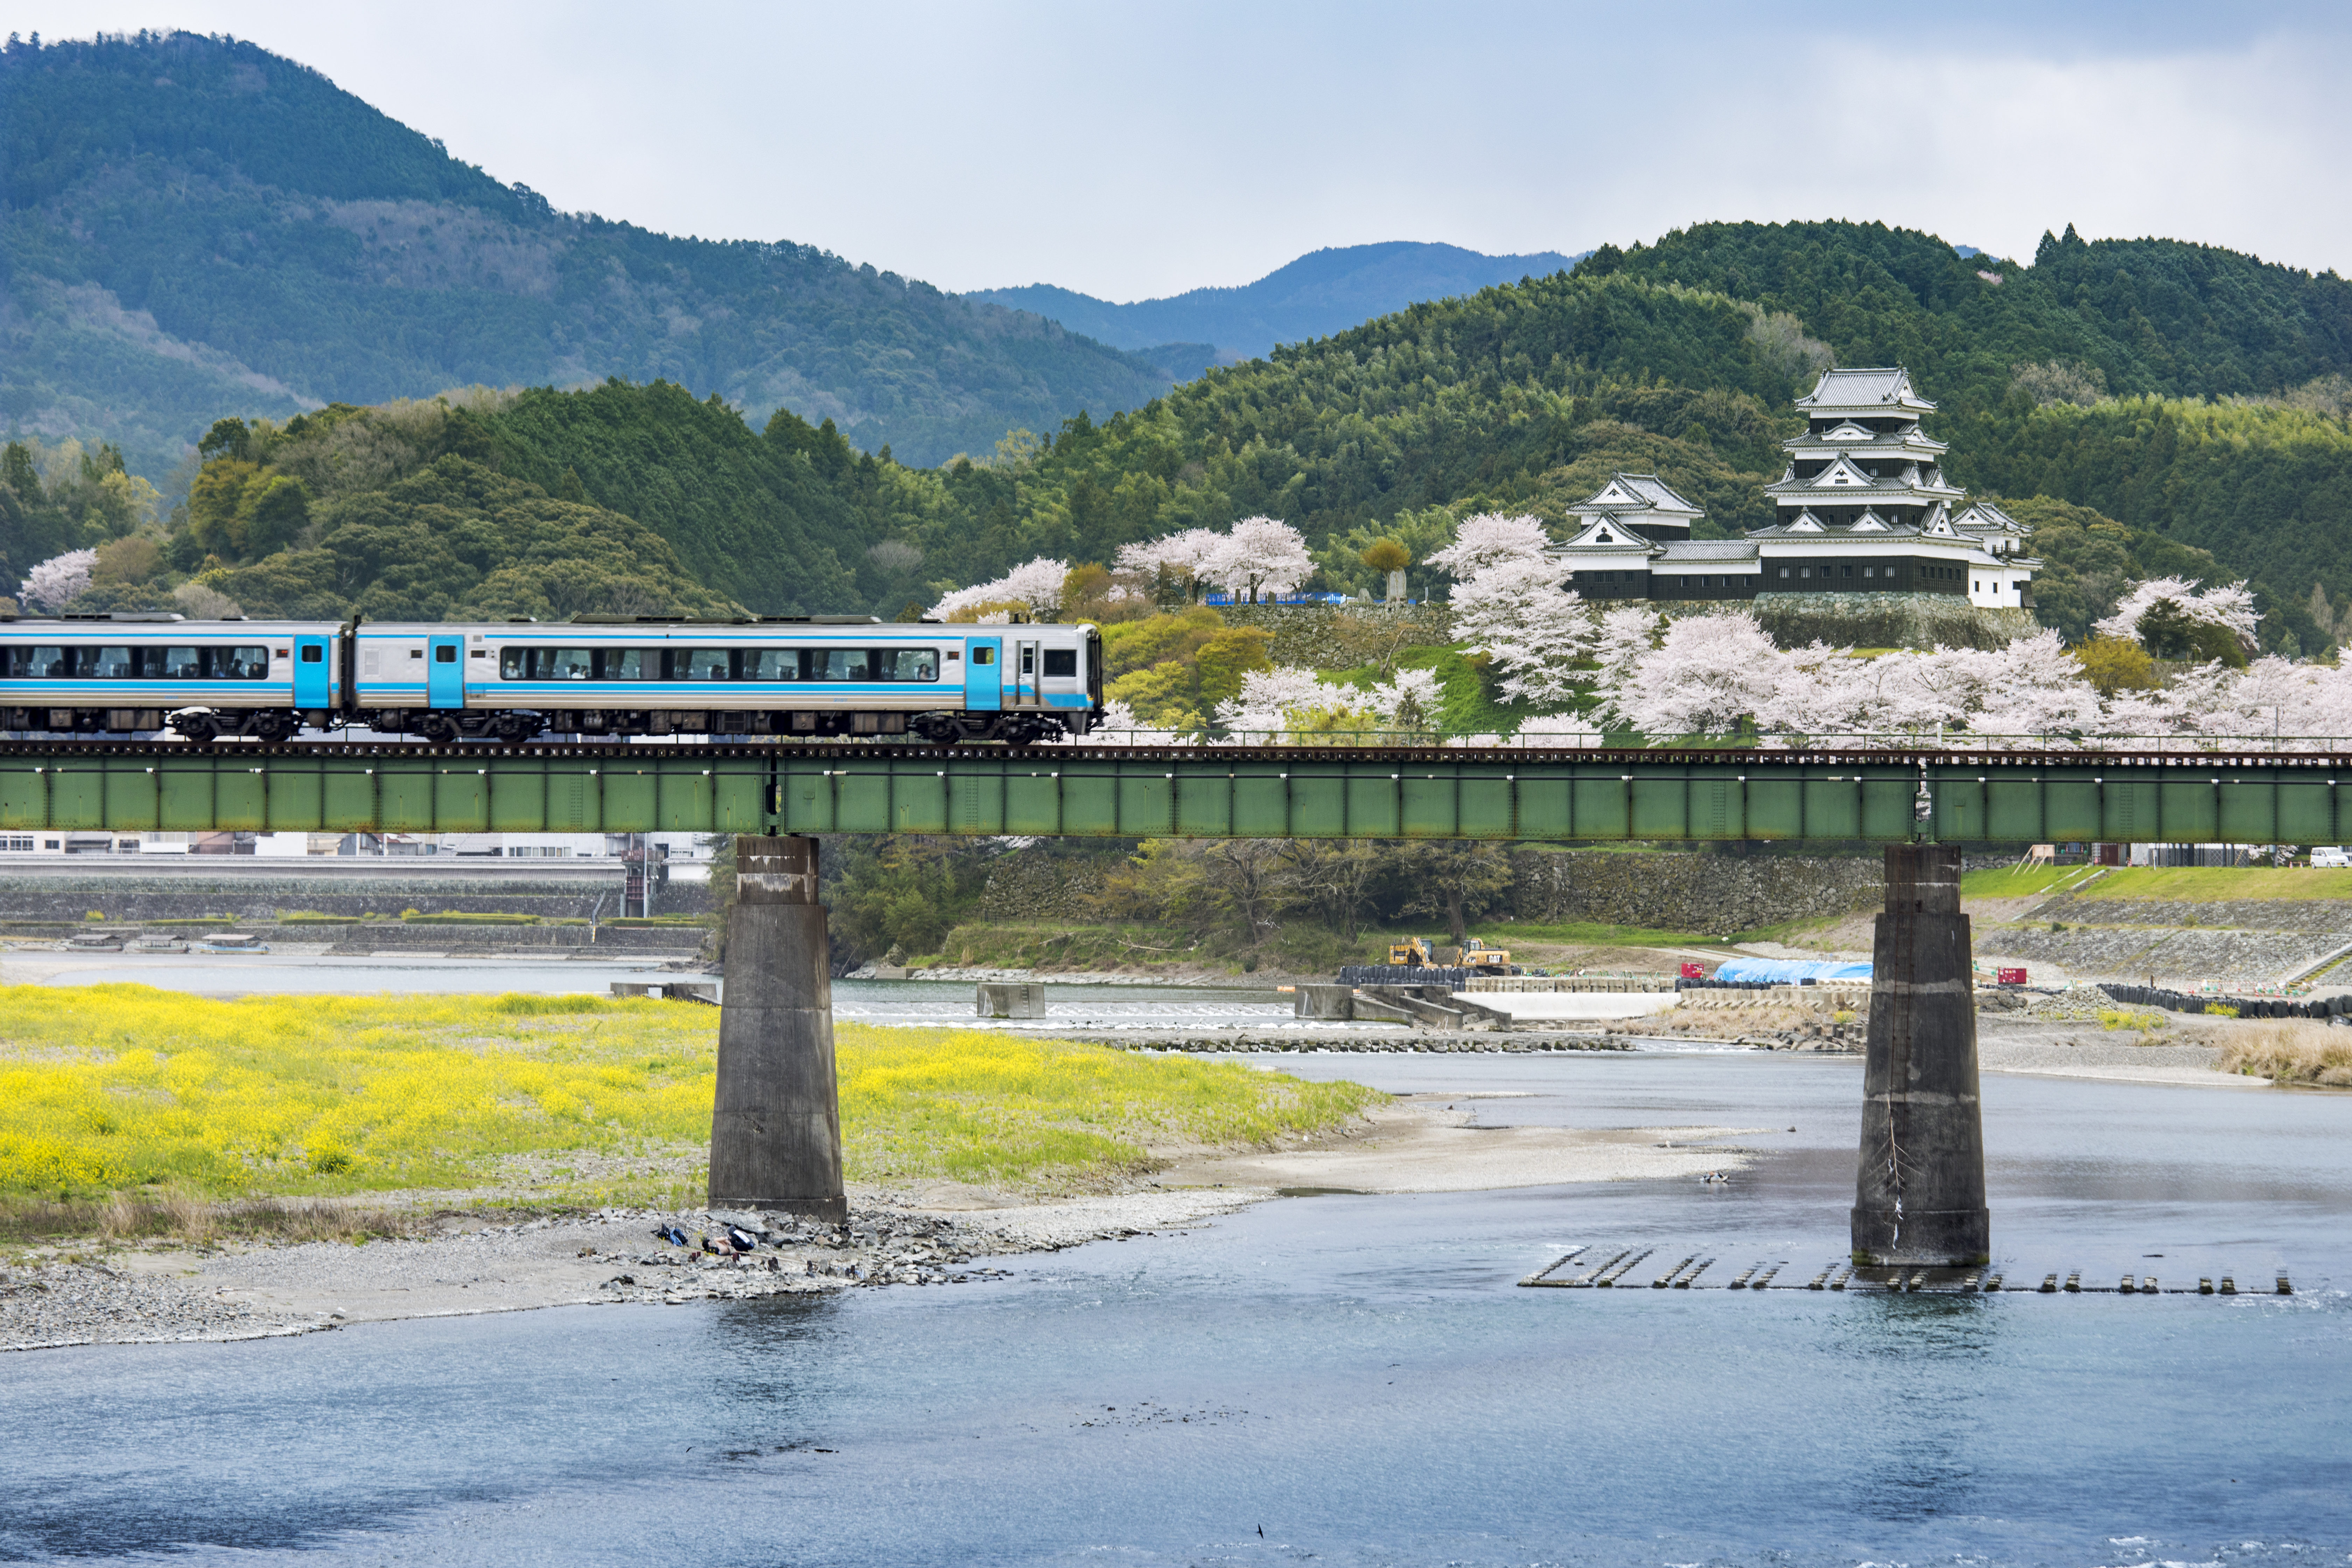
[
  {"left": 1293, "top": 983, "right": 1356, "bottom": 1020},
  {"left": 976, "top": 981, "right": 1046, "bottom": 1018}
]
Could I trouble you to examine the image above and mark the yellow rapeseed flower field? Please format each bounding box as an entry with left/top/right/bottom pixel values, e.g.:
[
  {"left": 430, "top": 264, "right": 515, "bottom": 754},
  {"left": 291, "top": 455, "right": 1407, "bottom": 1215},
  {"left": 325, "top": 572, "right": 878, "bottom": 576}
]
[{"left": 0, "top": 984, "right": 1378, "bottom": 1205}]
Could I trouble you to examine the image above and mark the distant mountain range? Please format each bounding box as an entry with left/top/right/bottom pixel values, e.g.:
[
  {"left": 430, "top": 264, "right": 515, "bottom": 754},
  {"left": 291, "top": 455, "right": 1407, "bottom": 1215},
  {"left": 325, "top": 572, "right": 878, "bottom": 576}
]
[
  {"left": 0, "top": 34, "right": 1599, "bottom": 484},
  {"left": 0, "top": 32, "right": 1176, "bottom": 476},
  {"left": 971, "top": 241, "right": 1586, "bottom": 360}
]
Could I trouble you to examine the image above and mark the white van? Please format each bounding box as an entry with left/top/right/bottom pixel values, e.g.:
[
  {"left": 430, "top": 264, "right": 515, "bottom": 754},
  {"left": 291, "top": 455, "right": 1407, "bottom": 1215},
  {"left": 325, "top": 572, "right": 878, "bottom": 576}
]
[{"left": 2311, "top": 846, "right": 2351, "bottom": 868}]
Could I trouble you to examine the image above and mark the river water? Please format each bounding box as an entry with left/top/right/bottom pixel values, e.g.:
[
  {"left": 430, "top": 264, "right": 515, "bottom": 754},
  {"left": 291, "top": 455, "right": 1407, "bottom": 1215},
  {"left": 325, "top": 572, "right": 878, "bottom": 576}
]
[{"left": 4, "top": 1046, "right": 2347, "bottom": 1567}]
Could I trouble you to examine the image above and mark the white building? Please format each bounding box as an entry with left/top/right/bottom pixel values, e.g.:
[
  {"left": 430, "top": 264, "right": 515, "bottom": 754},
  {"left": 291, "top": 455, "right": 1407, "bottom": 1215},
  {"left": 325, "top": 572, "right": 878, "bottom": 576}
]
[{"left": 1546, "top": 367, "right": 2040, "bottom": 612}]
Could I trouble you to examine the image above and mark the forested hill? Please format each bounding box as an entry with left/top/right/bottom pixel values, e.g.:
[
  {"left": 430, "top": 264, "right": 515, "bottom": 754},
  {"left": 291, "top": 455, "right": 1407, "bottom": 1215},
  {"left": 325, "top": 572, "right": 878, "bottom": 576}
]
[
  {"left": 969, "top": 241, "right": 1584, "bottom": 360},
  {"left": 23, "top": 219, "right": 2352, "bottom": 658},
  {"left": 0, "top": 31, "right": 1174, "bottom": 477}
]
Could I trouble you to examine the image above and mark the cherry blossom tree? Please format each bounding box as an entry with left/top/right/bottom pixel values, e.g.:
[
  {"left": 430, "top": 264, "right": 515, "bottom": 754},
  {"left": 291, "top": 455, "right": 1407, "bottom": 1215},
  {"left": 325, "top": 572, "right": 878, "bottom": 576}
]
[
  {"left": 931, "top": 556, "right": 1071, "bottom": 621},
  {"left": 1366, "top": 668, "right": 1443, "bottom": 728},
  {"left": 1449, "top": 556, "right": 1591, "bottom": 706},
  {"left": 1114, "top": 529, "right": 1221, "bottom": 601},
  {"left": 18, "top": 548, "right": 96, "bottom": 612},
  {"left": 1212, "top": 666, "right": 1336, "bottom": 737},
  {"left": 1071, "top": 699, "right": 1190, "bottom": 747},
  {"left": 1204, "top": 517, "right": 1312, "bottom": 603},
  {"left": 1425, "top": 512, "right": 1552, "bottom": 581},
  {"left": 1597, "top": 611, "right": 1783, "bottom": 737},
  {"left": 2095, "top": 577, "right": 2260, "bottom": 650}
]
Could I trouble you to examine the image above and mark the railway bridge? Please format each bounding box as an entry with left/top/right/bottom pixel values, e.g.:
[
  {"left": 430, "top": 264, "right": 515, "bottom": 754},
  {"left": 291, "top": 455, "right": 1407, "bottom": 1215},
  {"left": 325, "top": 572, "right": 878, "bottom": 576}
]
[{"left": 2, "top": 738, "right": 2346, "bottom": 844}]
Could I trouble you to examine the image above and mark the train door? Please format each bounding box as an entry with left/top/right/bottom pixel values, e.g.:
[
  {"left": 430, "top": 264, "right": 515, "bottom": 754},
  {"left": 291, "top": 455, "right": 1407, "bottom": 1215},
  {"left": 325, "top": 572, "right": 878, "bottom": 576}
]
[
  {"left": 1013, "top": 639, "right": 1041, "bottom": 707},
  {"left": 427, "top": 635, "right": 465, "bottom": 709},
  {"left": 964, "top": 637, "right": 1002, "bottom": 711},
  {"left": 293, "top": 635, "right": 330, "bottom": 709}
]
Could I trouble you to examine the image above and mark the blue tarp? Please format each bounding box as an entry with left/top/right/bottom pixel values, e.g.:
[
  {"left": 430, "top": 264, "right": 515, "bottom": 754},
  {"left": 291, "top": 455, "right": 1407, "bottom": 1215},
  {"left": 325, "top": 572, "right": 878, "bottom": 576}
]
[{"left": 1711, "top": 957, "right": 1872, "bottom": 983}]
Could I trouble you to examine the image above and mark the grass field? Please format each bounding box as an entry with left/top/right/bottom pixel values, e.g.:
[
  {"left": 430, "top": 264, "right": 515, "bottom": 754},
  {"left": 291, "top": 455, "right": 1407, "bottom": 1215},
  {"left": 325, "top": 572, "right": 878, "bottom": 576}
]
[
  {"left": 1958, "top": 865, "right": 2352, "bottom": 903},
  {"left": 0, "top": 985, "right": 1379, "bottom": 1212}
]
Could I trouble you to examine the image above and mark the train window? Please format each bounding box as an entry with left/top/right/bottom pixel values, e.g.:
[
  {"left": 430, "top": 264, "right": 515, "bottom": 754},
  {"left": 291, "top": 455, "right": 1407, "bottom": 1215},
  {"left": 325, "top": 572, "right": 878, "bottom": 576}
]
[
  {"left": 600, "top": 649, "right": 653, "bottom": 681},
  {"left": 971, "top": 646, "right": 995, "bottom": 666},
  {"left": 435, "top": 645, "right": 458, "bottom": 664},
  {"left": 742, "top": 649, "right": 802, "bottom": 681},
  {"left": 810, "top": 648, "right": 870, "bottom": 681},
  {"left": 1043, "top": 649, "right": 1076, "bottom": 677},
  {"left": 4, "top": 646, "right": 64, "bottom": 678},
  {"left": 159, "top": 647, "right": 203, "bottom": 679},
  {"left": 678, "top": 648, "right": 732, "bottom": 681},
  {"left": 217, "top": 647, "right": 270, "bottom": 679},
  {"left": 498, "top": 648, "right": 601, "bottom": 679},
  {"left": 90, "top": 646, "right": 135, "bottom": 679},
  {"left": 875, "top": 649, "right": 938, "bottom": 682},
  {"left": 300, "top": 645, "right": 324, "bottom": 664}
]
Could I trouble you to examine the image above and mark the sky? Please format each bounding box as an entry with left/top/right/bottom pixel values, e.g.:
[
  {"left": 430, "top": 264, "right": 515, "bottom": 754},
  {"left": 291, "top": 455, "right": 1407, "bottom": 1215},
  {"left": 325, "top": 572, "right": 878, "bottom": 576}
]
[{"left": 13, "top": 1, "right": 2352, "bottom": 301}]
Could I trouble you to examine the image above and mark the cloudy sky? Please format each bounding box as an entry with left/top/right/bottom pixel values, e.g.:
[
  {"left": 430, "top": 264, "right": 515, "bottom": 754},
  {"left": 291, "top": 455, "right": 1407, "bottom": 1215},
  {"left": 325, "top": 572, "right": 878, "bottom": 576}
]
[{"left": 16, "top": 1, "right": 2352, "bottom": 300}]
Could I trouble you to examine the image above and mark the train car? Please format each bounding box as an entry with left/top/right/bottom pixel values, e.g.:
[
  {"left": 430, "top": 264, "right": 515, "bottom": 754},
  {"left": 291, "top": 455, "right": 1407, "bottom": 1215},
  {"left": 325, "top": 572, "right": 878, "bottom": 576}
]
[
  {"left": 0, "top": 615, "right": 341, "bottom": 741},
  {"left": 1, "top": 612, "right": 1104, "bottom": 746}
]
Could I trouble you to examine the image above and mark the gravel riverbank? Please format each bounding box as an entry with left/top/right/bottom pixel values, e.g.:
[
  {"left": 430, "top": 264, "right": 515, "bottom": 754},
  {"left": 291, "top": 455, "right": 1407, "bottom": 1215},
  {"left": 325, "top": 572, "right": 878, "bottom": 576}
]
[{"left": 0, "top": 1189, "right": 1262, "bottom": 1354}]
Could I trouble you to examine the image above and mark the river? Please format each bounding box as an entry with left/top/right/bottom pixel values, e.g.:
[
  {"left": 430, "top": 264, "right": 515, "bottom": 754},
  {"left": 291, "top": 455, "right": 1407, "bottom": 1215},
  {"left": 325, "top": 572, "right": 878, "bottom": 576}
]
[{"left": 3, "top": 1048, "right": 2346, "bottom": 1566}]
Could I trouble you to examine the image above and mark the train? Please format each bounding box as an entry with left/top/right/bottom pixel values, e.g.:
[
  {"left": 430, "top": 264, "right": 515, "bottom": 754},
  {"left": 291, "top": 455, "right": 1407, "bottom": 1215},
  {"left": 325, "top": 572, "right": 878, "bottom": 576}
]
[{"left": 0, "top": 613, "right": 1106, "bottom": 746}]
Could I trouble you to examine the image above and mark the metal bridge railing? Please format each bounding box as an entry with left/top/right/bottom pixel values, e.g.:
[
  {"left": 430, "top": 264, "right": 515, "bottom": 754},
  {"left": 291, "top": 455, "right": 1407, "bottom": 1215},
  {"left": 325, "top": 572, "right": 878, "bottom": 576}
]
[{"left": 1070, "top": 728, "right": 2352, "bottom": 757}]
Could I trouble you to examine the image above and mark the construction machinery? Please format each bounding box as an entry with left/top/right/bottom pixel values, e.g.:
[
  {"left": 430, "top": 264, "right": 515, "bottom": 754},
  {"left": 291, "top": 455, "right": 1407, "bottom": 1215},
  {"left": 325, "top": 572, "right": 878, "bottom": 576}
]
[{"left": 1385, "top": 936, "right": 1516, "bottom": 972}]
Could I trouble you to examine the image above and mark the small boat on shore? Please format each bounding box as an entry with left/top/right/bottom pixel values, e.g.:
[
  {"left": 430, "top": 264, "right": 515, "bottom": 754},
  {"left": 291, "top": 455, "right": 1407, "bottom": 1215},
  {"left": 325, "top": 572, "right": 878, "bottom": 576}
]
[{"left": 197, "top": 932, "right": 271, "bottom": 954}]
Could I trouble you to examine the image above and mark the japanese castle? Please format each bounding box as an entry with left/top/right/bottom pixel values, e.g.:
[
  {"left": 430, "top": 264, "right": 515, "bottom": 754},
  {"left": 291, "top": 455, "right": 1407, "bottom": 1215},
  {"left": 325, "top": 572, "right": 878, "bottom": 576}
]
[{"left": 1550, "top": 367, "right": 2037, "bottom": 609}]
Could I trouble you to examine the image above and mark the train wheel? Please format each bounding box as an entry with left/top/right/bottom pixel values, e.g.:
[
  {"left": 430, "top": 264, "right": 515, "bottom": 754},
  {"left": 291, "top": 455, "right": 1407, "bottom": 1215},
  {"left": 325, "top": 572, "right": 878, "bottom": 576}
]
[
  {"left": 171, "top": 713, "right": 219, "bottom": 745},
  {"left": 251, "top": 713, "right": 294, "bottom": 743},
  {"left": 493, "top": 714, "right": 539, "bottom": 744}
]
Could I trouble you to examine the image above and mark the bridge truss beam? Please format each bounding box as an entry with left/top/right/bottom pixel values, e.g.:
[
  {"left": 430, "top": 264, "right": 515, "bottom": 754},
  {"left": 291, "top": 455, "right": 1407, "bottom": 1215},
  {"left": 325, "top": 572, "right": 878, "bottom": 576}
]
[{"left": 0, "top": 743, "right": 2346, "bottom": 845}]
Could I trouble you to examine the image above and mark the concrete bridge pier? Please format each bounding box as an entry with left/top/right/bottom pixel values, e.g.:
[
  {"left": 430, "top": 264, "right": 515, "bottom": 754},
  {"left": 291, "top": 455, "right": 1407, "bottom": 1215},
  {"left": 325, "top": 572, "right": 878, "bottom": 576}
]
[
  {"left": 708, "top": 835, "right": 847, "bottom": 1220},
  {"left": 1851, "top": 843, "right": 1991, "bottom": 1267}
]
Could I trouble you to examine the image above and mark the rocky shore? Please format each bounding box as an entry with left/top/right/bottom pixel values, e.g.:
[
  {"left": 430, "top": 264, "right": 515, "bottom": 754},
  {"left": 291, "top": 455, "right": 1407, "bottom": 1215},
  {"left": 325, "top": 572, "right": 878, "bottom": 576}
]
[{"left": 0, "top": 1190, "right": 1256, "bottom": 1355}]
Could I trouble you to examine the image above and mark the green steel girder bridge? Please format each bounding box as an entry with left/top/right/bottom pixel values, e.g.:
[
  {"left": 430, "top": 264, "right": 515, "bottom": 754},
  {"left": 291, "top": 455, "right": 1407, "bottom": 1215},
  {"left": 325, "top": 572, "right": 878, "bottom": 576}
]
[{"left": 2, "top": 740, "right": 2348, "bottom": 845}]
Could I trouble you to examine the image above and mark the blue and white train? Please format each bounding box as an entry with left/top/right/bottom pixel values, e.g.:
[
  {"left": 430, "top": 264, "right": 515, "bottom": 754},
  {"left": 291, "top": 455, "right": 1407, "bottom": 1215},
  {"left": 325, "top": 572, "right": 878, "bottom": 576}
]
[{"left": 0, "top": 614, "right": 1106, "bottom": 745}]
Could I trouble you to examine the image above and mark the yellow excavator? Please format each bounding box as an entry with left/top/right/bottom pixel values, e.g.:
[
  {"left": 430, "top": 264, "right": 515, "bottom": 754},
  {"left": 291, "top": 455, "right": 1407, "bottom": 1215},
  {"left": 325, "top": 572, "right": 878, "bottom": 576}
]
[{"left": 1387, "top": 936, "right": 1514, "bottom": 971}]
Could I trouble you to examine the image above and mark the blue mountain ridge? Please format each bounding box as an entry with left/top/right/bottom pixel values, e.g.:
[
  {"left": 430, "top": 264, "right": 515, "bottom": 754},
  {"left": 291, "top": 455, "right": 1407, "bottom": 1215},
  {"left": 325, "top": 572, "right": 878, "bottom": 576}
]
[{"left": 970, "top": 241, "right": 1587, "bottom": 362}]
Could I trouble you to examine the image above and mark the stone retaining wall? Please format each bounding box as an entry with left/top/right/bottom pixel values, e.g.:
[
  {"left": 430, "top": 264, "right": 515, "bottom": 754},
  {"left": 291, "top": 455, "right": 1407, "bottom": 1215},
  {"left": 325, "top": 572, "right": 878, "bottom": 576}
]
[
  {"left": 1743, "top": 593, "right": 2038, "bottom": 652},
  {"left": 1509, "top": 849, "right": 1884, "bottom": 937},
  {"left": 1979, "top": 892, "right": 2352, "bottom": 985},
  {"left": 1213, "top": 603, "right": 1455, "bottom": 667},
  {"left": 0, "top": 870, "right": 712, "bottom": 922}
]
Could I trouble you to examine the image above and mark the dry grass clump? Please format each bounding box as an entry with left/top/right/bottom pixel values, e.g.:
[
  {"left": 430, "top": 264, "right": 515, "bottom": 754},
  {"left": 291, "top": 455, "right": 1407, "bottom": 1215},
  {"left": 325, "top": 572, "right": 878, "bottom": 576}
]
[
  {"left": 1, "top": 1192, "right": 425, "bottom": 1246},
  {"left": 2216, "top": 1021, "right": 2352, "bottom": 1086}
]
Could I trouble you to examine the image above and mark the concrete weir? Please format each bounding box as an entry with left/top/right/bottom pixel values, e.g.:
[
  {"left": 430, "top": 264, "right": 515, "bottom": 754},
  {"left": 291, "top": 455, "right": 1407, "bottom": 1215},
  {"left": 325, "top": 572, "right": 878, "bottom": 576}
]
[
  {"left": 1851, "top": 844, "right": 1991, "bottom": 1267},
  {"left": 707, "top": 835, "right": 847, "bottom": 1221}
]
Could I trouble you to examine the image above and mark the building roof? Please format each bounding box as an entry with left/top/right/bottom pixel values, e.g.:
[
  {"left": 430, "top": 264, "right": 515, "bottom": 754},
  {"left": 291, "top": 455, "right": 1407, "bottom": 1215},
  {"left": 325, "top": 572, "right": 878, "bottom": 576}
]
[
  {"left": 1568, "top": 471, "right": 1704, "bottom": 518},
  {"left": 1783, "top": 426, "right": 1948, "bottom": 456},
  {"left": 1795, "top": 366, "right": 1935, "bottom": 415},
  {"left": 1951, "top": 500, "right": 2031, "bottom": 535},
  {"left": 1559, "top": 517, "right": 1662, "bottom": 552},
  {"left": 1654, "top": 539, "right": 1761, "bottom": 562}
]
